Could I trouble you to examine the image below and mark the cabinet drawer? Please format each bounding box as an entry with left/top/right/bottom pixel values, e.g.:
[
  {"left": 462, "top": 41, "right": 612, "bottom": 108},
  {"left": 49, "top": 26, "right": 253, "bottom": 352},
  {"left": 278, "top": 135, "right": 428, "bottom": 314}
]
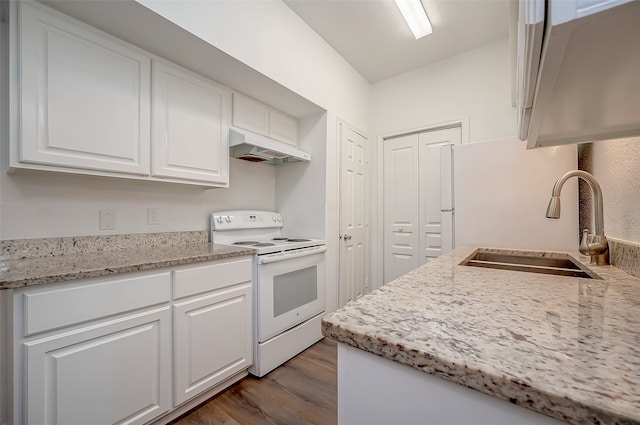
[
  {"left": 173, "top": 258, "right": 253, "bottom": 300},
  {"left": 22, "top": 272, "right": 171, "bottom": 336}
]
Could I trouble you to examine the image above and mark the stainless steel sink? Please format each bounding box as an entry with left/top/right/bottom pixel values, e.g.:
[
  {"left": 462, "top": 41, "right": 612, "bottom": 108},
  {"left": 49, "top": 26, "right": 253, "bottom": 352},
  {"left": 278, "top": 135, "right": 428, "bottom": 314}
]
[{"left": 460, "top": 250, "right": 600, "bottom": 279}]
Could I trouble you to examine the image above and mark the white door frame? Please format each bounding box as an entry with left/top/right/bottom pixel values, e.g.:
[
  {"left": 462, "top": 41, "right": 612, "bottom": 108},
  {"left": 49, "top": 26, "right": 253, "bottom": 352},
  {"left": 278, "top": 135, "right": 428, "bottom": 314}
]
[{"left": 373, "top": 117, "right": 469, "bottom": 289}]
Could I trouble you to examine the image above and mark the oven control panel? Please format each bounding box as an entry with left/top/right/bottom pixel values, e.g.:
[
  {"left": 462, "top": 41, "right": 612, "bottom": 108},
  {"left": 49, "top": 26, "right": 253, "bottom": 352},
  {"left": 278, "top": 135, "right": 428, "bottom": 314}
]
[{"left": 211, "top": 210, "right": 283, "bottom": 230}]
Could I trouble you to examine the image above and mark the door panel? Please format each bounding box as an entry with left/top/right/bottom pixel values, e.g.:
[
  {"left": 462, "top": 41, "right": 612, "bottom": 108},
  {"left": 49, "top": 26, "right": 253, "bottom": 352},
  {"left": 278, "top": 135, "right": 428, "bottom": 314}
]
[
  {"left": 383, "top": 134, "right": 419, "bottom": 283},
  {"left": 383, "top": 127, "right": 462, "bottom": 283},
  {"left": 339, "top": 124, "right": 369, "bottom": 307},
  {"left": 418, "top": 128, "right": 462, "bottom": 263}
]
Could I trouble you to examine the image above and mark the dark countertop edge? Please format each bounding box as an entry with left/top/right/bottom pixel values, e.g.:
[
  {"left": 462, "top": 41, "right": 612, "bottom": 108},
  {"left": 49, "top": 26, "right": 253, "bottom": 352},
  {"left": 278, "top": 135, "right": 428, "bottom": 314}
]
[{"left": 0, "top": 245, "right": 255, "bottom": 290}]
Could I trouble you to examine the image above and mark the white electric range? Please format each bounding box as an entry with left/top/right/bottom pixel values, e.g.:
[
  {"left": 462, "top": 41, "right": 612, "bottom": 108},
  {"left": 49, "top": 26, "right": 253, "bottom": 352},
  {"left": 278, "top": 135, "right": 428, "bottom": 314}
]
[{"left": 211, "top": 210, "right": 326, "bottom": 377}]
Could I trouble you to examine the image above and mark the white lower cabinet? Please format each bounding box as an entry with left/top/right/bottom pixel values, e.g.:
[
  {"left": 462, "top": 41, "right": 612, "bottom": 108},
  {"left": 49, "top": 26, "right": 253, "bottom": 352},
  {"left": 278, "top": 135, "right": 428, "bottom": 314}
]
[
  {"left": 11, "top": 256, "right": 254, "bottom": 425},
  {"left": 25, "top": 307, "right": 172, "bottom": 425},
  {"left": 172, "top": 258, "right": 253, "bottom": 406},
  {"left": 173, "top": 283, "right": 252, "bottom": 405}
]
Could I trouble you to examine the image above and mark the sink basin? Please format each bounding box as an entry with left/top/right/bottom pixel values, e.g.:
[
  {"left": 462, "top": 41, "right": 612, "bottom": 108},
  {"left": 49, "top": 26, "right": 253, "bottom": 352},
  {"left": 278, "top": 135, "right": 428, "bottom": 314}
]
[{"left": 460, "top": 250, "right": 600, "bottom": 279}]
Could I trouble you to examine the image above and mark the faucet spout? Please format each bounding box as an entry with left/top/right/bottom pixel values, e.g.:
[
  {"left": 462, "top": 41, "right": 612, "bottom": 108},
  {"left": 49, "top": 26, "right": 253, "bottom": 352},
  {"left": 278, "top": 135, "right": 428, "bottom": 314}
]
[{"left": 546, "top": 170, "right": 609, "bottom": 265}]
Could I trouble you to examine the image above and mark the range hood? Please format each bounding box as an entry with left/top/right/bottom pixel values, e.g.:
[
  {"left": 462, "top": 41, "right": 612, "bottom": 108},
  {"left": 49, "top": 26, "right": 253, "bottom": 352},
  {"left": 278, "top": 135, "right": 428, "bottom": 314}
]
[{"left": 229, "top": 128, "right": 311, "bottom": 165}]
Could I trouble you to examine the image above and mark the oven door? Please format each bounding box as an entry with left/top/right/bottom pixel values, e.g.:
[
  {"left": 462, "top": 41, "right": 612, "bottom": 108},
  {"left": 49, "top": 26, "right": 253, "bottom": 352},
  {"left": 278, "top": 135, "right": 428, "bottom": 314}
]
[{"left": 257, "top": 250, "right": 326, "bottom": 343}]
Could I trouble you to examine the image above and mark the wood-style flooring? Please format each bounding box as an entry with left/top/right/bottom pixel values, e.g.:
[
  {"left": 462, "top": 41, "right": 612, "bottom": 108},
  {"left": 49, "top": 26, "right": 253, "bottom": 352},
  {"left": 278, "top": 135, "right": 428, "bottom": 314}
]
[{"left": 171, "top": 338, "right": 337, "bottom": 425}]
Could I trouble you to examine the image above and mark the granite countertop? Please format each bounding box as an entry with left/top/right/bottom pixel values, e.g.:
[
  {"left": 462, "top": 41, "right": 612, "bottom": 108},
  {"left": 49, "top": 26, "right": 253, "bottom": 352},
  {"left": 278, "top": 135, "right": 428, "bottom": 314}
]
[
  {"left": 0, "top": 243, "right": 255, "bottom": 289},
  {"left": 322, "top": 246, "right": 640, "bottom": 425}
]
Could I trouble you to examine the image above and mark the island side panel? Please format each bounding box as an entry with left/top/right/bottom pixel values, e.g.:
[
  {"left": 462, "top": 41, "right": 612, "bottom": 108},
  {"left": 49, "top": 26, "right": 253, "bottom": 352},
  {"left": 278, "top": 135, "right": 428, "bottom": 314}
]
[{"left": 337, "top": 343, "right": 566, "bottom": 425}]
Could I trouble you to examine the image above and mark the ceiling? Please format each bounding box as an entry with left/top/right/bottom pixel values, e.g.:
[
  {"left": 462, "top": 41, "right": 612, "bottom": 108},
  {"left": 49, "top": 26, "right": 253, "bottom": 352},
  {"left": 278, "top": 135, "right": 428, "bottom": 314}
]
[{"left": 284, "top": 0, "right": 511, "bottom": 83}]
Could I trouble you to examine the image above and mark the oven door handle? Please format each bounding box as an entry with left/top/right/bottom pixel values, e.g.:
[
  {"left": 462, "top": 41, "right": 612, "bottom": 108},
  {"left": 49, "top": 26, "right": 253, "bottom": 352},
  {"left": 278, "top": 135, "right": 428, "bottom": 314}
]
[{"left": 258, "top": 246, "right": 327, "bottom": 264}]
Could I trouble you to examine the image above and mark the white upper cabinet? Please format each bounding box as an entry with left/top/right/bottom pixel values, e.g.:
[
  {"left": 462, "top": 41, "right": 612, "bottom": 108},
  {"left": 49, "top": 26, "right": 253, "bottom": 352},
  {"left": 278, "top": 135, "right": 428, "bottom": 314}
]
[
  {"left": 517, "top": 0, "right": 640, "bottom": 148},
  {"left": 232, "top": 94, "right": 270, "bottom": 136},
  {"left": 15, "top": 1, "right": 151, "bottom": 175},
  {"left": 268, "top": 109, "right": 298, "bottom": 146},
  {"left": 152, "top": 60, "right": 230, "bottom": 186},
  {"left": 10, "top": 1, "right": 231, "bottom": 187},
  {"left": 232, "top": 93, "right": 298, "bottom": 146}
]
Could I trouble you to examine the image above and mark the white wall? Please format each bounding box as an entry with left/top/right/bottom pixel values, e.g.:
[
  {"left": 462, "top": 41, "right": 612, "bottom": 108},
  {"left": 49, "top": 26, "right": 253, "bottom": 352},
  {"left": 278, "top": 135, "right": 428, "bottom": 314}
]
[
  {"left": 0, "top": 159, "right": 275, "bottom": 239},
  {"left": 591, "top": 136, "right": 640, "bottom": 244},
  {"left": 370, "top": 38, "right": 516, "bottom": 141},
  {"left": 454, "top": 138, "right": 579, "bottom": 252},
  {"left": 276, "top": 112, "right": 327, "bottom": 239},
  {"left": 136, "top": 0, "right": 371, "bottom": 130}
]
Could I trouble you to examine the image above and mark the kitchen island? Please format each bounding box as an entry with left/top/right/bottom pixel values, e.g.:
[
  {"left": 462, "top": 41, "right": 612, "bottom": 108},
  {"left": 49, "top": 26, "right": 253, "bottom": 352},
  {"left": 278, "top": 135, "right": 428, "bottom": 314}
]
[{"left": 322, "top": 246, "right": 640, "bottom": 425}]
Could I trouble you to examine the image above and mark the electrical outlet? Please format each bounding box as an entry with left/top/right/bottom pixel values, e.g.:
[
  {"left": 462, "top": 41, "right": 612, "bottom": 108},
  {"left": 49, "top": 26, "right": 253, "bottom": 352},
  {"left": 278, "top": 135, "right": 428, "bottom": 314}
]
[
  {"left": 147, "top": 208, "right": 159, "bottom": 225},
  {"left": 99, "top": 209, "right": 115, "bottom": 230}
]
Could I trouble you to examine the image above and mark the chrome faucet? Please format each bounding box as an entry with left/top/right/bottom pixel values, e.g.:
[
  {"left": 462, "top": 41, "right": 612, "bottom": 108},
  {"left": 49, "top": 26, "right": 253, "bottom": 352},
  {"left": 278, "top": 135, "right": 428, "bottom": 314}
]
[{"left": 545, "top": 170, "right": 609, "bottom": 265}]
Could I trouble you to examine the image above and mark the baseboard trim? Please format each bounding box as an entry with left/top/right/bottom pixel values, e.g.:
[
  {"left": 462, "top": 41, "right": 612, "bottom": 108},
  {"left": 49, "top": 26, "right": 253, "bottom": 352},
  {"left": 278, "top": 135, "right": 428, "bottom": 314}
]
[{"left": 149, "top": 369, "right": 249, "bottom": 425}]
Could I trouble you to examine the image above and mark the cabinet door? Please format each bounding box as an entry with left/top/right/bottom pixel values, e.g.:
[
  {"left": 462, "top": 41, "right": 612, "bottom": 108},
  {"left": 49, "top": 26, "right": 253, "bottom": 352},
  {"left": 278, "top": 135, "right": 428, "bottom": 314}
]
[
  {"left": 18, "top": 2, "right": 151, "bottom": 175},
  {"left": 269, "top": 110, "right": 298, "bottom": 146},
  {"left": 232, "top": 93, "right": 269, "bottom": 135},
  {"left": 24, "top": 306, "right": 171, "bottom": 425},
  {"left": 173, "top": 283, "right": 253, "bottom": 406},
  {"left": 152, "top": 60, "right": 230, "bottom": 185}
]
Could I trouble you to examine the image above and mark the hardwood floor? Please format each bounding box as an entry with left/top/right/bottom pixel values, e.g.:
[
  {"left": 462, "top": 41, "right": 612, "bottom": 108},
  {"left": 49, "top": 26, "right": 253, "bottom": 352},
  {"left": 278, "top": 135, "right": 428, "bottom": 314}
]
[{"left": 171, "top": 338, "right": 337, "bottom": 425}]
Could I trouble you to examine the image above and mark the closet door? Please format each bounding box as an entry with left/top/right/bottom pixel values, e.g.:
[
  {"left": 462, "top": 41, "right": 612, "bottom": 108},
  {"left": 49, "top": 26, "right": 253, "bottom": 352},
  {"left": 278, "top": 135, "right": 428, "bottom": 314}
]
[
  {"left": 383, "top": 127, "right": 462, "bottom": 284},
  {"left": 383, "top": 134, "right": 419, "bottom": 283},
  {"left": 418, "top": 127, "right": 462, "bottom": 263}
]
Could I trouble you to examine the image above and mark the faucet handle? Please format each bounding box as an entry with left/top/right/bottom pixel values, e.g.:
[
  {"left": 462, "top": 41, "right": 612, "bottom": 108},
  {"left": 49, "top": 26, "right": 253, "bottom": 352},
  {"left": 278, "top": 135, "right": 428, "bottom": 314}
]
[
  {"left": 579, "top": 229, "right": 609, "bottom": 265},
  {"left": 580, "top": 229, "right": 592, "bottom": 256}
]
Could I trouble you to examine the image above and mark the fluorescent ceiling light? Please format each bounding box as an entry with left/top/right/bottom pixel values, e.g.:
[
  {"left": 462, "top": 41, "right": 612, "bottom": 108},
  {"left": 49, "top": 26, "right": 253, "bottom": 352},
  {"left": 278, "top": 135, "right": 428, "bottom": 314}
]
[{"left": 394, "top": 0, "right": 433, "bottom": 39}]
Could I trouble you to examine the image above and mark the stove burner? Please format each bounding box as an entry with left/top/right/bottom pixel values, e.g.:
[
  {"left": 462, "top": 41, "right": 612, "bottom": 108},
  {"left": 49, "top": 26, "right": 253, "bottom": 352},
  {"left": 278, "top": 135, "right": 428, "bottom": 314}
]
[
  {"left": 254, "top": 242, "right": 275, "bottom": 247},
  {"left": 233, "top": 241, "right": 260, "bottom": 245},
  {"left": 271, "top": 237, "right": 312, "bottom": 243}
]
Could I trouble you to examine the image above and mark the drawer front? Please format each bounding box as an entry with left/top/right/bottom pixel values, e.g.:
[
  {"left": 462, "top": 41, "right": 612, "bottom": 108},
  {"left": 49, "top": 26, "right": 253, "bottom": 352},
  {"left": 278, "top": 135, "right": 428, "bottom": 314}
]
[
  {"left": 173, "top": 258, "right": 253, "bottom": 300},
  {"left": 23, "top": 272, "right": 171, "bottom": 336}
]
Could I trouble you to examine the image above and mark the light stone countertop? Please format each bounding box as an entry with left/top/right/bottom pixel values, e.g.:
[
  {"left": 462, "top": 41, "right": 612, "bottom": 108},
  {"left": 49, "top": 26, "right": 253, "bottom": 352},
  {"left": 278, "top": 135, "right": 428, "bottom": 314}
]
[
  {"left": 322, "top": 246, "right": 640, "bottom": 425},
  {"left": 0, "top": 243, "right": 255, "bottom": 289}
]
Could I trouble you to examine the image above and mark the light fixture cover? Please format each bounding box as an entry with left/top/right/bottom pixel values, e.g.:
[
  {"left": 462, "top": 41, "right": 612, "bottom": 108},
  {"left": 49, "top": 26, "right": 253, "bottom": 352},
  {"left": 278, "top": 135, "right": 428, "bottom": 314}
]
[{"left": 394, "top": 0, "right": 433, "bottom": 39}]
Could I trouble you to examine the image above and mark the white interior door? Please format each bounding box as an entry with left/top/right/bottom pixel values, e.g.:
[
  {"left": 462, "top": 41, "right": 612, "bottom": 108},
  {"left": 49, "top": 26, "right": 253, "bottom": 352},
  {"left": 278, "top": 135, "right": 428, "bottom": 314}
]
[
  {"left": 383, "top": 127, "right": 462, "bottom": 284},
  {"left": 383, "top": 134, "right": 419, "bottom": 283},
  {"left": 339, "top": 123, "right": 369, "bottom": 308},
  {"left": 418, "top": 127, "right": 461, "bottom": 262}
]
